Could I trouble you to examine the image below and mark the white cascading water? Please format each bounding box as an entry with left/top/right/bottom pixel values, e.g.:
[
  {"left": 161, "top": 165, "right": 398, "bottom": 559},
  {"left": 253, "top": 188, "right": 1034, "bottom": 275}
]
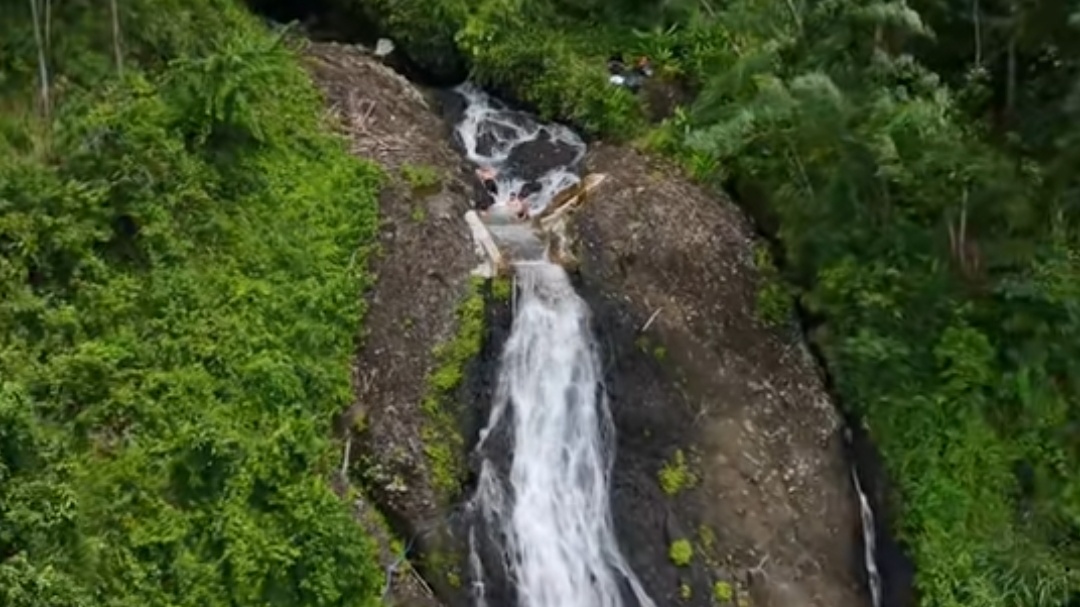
[
  {"left": 455, "top": 86, "right": 655, "bottom": 607},
  {"left": 453, "top": 83, "right": 585, "bottom": 215},
  {"left": 454, "top": 84, "right": 883, "bottom": 607},
  {"left": 852, "top": 467, "right": 882, "bottom": 607}
]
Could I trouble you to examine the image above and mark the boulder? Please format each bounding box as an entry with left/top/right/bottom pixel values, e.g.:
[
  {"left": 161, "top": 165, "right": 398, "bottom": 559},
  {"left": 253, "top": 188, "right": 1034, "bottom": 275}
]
[{"left": 575, "top": 143, "right": 872, "bottom": 607}]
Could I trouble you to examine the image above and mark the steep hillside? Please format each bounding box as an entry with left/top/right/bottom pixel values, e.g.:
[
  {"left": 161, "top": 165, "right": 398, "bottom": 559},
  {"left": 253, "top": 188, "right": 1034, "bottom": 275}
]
[
  {"left": 260, "top": 1, "right": 1080, "bottom": 605},
  {"left": 1, "top": 4, "right": 384, "bottom": 606}
]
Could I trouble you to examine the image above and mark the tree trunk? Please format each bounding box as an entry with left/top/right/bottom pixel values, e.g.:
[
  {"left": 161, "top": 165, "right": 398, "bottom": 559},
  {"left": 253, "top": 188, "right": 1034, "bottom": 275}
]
[
  {"left": 111, "top": 0, "right": 124, "bottom": 77},
  {"left": 44, "top": 0, "right": 51, "bottom": 58},
  {"left": 972, "top": 0, "right": 981, "bottom": 67},
  {"left": 28, "top": 0, "right": 49, "bottom": 119}
]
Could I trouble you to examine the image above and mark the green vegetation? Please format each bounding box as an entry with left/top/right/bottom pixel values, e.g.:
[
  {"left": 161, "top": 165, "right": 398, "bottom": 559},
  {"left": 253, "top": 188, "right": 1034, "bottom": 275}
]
[
  {"left": 658, "top": 448, "right": 697, "bottom": 496},
  {"left": 341, "top": 0, "right": 1080, "bottom": 602},
  {"left": 410, "top": 205, "right": 428, "bottom": 223},
  {"left": 751, "top": 244, "right": 794, "bottom": 327},
  {"left": 668, "top": 539, "right": 693, "bottom": 567},
  {"left": 420, "top": 277, "right": 487, "bottom": 498},
  {"left": 1, "top": 1, "right": 384, "bottom": 606},
  {"left": 491, "top": 275, "right": 513, "bottom": 302},
  {"left": 679, "top": 582, "right": 692, "bottom": 600},
  {"left": 713, "top": 580, "right": 733, "bottom": 602},
  {"left": 400, "top": 162, "right": 441, "bottom": 193},
  {"left": 446, "top": 571, "right": 462, "bottom": 588},
  {"left": 697, "top": 524, "right": 716, "bottom": 552},
  {"left": 13, "top": 0, "right": 1080, "bottom": 603}
]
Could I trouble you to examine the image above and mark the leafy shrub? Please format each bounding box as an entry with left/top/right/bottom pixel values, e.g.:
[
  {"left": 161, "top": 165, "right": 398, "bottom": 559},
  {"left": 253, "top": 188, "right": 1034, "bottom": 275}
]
[
  {"left": 668, "top": 539, "right": 693, "bottom": 566},
  {"left": 0, "top": 3, "right": 384, "bottom": 605}
]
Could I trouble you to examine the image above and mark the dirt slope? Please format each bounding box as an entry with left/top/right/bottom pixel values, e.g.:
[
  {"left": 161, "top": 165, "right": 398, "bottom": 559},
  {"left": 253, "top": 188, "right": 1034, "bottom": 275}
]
[{"left": 576, "top": 143, "right": 870, "bottom": 607}]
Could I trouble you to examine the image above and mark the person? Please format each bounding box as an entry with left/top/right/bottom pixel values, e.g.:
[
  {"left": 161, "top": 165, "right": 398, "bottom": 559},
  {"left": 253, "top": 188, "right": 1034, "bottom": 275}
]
[
  {"left": 635, "top": 55, "right": 654, "bottom": 78},
  {"left": 474, "top": 166, "right": 499, "bottom": 210},
  {"left": 508, "top": 194, "right": 529, "bottom": 220},
  {"left": 476, "top": 166, "right": 498, "bottom": 191},
  {"left": 606, "top": 54, "right": 653, "bottom": 92}
]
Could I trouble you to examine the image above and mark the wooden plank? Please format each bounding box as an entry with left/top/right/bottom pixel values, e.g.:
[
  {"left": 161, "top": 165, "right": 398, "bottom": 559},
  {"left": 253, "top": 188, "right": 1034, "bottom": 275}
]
[
  {"left": 464, "top": 210, "right": 506, "bottom": 273},
  {"left": 533, "top": 173, "right": 608, "bottom": 224}
]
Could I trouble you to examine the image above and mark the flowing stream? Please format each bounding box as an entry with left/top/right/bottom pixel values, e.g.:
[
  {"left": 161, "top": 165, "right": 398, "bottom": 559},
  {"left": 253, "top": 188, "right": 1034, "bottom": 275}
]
[
  {"left": 451, "top": 83, "right": 884, "bottom": 607},
  {"left": 453, "top": 86, "right": 655, "bottom": 607}
]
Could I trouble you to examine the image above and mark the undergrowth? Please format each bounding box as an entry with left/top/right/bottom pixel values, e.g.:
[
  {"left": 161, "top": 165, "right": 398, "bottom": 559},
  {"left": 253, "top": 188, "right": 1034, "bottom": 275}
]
[
  {"left": 420, "top": 277, "right": 487, "bottom": 499},
  {"left": 0, "top": 2, "right": 384, "bottom": 605}
]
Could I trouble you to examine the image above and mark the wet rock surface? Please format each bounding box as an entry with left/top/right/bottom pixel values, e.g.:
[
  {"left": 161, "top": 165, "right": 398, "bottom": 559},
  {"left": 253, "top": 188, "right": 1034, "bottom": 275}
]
[
  {"left": 576, "top": 143, "right": 871, "bottom": 607},
  {"left": 503, "top": 132, "right": 583, "bottom": 181},
  {"left": 441, "top": 97, "right": 583, "bottom": 183}
]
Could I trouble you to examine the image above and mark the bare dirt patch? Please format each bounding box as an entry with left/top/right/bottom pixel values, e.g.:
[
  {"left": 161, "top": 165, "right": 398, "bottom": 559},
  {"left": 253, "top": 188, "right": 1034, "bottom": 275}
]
[{"left": 576, "top": 142, "right": 870, "bottom": 607}]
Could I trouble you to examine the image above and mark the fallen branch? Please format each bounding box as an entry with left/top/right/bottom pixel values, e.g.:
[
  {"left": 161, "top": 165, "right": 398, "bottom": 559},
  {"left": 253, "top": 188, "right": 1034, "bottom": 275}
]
[
  {"left": 29, "top": 0, "right": 50, "bottom": 119},
  {"left": 340, "top": 435, "right": 352, "bottom": 479},
  {"left": 110, "top": 0, "right": 124, "bottom": 77},
  {"left": 639, "top": 307, "right": 663, "bottom": 333}
]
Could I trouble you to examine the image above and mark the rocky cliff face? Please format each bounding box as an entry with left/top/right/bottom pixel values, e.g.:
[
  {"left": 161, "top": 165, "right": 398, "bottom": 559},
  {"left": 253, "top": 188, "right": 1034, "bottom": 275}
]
[
  {"left": 304, "top": 41, "right": 871, "bottom": 607},
  {"left": 304, "top": 41, "right": 483, "bottom": 607},
  {"left": 576, "top": 144, "right": 868, "bottom": 607}
]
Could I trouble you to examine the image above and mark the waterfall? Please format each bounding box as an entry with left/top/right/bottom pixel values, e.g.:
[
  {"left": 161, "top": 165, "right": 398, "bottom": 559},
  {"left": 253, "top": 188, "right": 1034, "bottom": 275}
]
[
  {"left": 454, "top": 85, "right": 653, "bottom": 607},
  {"left": 470, "top": 262, "right": 655, "bottom": 607}
]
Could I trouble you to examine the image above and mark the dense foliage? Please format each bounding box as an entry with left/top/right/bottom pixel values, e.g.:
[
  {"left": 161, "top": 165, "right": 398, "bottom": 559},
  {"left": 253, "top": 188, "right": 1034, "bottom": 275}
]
[
  {"left": 1, "top": 1, "right": 383, "bottom": 605},
  {"left": 346, "top": 0, "right": 1080, "bottom": 604}
]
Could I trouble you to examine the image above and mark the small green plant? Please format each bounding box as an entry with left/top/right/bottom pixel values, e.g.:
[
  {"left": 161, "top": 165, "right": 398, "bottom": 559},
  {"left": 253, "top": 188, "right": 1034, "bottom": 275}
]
[
  {"left": 751, "top": 243, "right": 793, "bottom": 326},
  {"left": 400, "top": 162, "right": 441, "bottom": 192},
  {"left": 352, "top": 411, "right": 369, "bottom": 434},
  {"left": 411, "top": 205, "right": 427, "bottom": 222},
  {"left": 756, "top": 281, "right": 793, "bottom": 327},
  {"left": 446, "top": 571, "right": 462, "bottom": 588},
  {"left": 669, "top": 539, "right": 693, "bottom": 567},
  {"left": 653, "top": 345, "right": 667, "bottom": 361},
  {"left": 697, "top": 524, "right": 716, "bottom": 552},
  {"left": 420, "top": 278, "right": 487, "bottom": 497},
  {"left": 659, "top": 449, "right": 697, "bottom": 495},
  {"left": 635, "top": 335, "right": 652, "bottom": 352},
  {"left": 713, "top": 580, "right": 734, "bottom": 602},
  {"left": 679, "top": 583, "right": 692, "bottom": 600},
  {"left": 491, "top": 276, "right": 513, "bottom": 302},
  {"left": 687, "top": 149, "right": 719, "bottom": 182}
]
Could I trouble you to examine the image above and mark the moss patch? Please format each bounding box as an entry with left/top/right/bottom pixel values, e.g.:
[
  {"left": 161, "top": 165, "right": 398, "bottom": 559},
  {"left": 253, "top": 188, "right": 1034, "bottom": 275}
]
[
  {"left": 400, "top": 162, "right": 442, "bottom": 193},
  {"left": 420, "top": 277, "right": 487, "bottom": 499},
  {"left": 659, "top": 449, "right": 698, "bottom": 495},
  {"left": 492, "top": 276, "right": 514, "bottom": 302},
  {"left": 713, "top": 580, "right": 734, "bottom": 602},
  {"left": 669, "top": 539, "right": 693, "bottom": 567}
]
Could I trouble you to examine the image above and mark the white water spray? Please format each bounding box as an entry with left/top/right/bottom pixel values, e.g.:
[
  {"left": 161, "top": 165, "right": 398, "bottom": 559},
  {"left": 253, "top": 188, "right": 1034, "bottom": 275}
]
[
  {"left": 473, "top": 263, "right": 655, "bottom": 607},
  {"left": 456, "top": 87, "right": 653, "bottom": 607},
  {"left": 453, "top": 84, "right": 585, "bottom": 215},
  {"left": 852, "top": 467, "right": 882, "bottom": 607}
]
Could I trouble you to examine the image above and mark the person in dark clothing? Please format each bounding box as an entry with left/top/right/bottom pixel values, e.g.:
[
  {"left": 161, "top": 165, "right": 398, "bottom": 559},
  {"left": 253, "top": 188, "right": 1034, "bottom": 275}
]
[
  {"left": 607, "top": 54, "right": 653, "bottom": 93},
  {"left": 607, "top": 54, "right": 626, "bottom": 75}
]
